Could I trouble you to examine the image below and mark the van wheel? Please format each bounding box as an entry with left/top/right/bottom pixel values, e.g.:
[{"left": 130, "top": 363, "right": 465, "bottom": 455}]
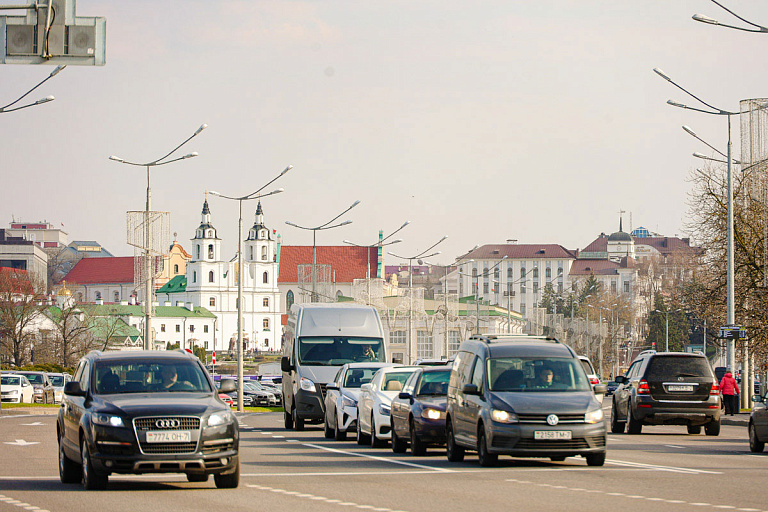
[
  {"left": 371, "top": 415, "right": 386, "bottom": 448},
  {"left": 687, "top": 424, "right": 702, "bottom": 435},
  {"left": 705, "top": 419, "right": 721, "bottom": 437},
  {"left": 334, "top": 411, "right": 346, "bottom": 441},
  {"left": 585, "top": 452, "right": 606, "bottom": 466},
  {"left": 284, "top": 407, "right": 294, "bottom": 430},
  {"left": 445, "top": 419, "right": 465, "bottom": 462},
  {"left": 610, "top": 403, "right": 624, "bottom": 434},
  {"left": 292, "top": 406, "right": 304, "bottom": 431},
  {"left": 627, "top": 408, "right": 642, "bottom": 435},
  {"left": 749, "top": 423, "right": 765, "bottom": 452},
  {"left": 410, "top": 419, "right": 426, "bottom": 456},
  {"left": 477, "top": 429, "right": 497, "bottom": 467}
]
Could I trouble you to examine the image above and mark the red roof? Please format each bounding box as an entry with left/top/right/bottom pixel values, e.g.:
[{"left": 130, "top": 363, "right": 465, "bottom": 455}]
[
  {"left": 466, "top": 244, "right": 576, "bottom": 260},
  {"left": 582, "top": 235, "right": 700, "bottom": 257},
  {"left": 278, "top": 246, "right": 377, "bottom": 284},
  {"left": 63, "top": 256, "right": 135, "bottom": 284},
  {"left": 569, "top": 259, "right": 621, "bottom": 276},
  {"left": 0, "top": 267, "right": 35, "bottom": 294}
]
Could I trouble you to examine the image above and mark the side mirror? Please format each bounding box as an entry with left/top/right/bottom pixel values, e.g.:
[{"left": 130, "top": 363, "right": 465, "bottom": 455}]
[
  {"left": 398, "top": 392, "right": 412, "bottom": 401},
  {"left": 360, "top": 383, "right": 372, "bottom": 392},
  {"left": 462, "top": 383, "right": 481, "bottom": 396},
  {"left": 614, "top": 376, "right": 627, "bottom": 384},
  {"left": 326, "top": 383, "right": 339, "bottom": 391},
  {"left": 219, "top": 379, "right": 236, "bottom": 393},
  {"left": 593, "top": 384, "right": 607, "bottom": 395},
  {"left": 753, "top": 395, "right": 764, "bottom": 403},
  {"left": 64, "top": 381, "right": 87, "bottom": 397},
  {"left": 280, "top": 356, "right": 294, "bottom": 373}
]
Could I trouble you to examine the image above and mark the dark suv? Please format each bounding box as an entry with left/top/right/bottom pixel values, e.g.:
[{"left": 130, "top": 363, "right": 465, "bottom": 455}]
[
  {"left": 57, "top": 350, "right": 239, "bottom": 490},
  {"left": 610, "top": 350, "right": 721, "bottom": 436},
  {"left": 445, "top": 334, "right": 607, "bottom": 467}
]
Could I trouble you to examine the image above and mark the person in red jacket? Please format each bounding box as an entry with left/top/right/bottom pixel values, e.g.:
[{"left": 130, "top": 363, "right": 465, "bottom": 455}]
[{"left": 720, "top": 371, "right": 740, "bottom": 416}]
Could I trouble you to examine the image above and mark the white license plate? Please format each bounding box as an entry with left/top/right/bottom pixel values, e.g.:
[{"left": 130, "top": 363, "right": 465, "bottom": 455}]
[
  {"left": 534, "top": 430, "right": 572, "bottom": 440},
  {"left": 667, "top": 385, "right": 694, "bottom": 392},
  {"left": 146, "top": 430, "right": 191, "bottom": 443}
]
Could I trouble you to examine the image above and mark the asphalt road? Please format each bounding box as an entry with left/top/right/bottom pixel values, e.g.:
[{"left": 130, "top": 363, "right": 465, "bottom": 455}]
[{"left": 0, "top": 405, "right": 765, "bottom": 512}]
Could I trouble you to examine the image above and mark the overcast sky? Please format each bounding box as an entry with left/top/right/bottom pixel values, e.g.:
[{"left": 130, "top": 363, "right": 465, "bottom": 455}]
[{"left": 2, "top": 1, "right": 765, "bottom": 265}]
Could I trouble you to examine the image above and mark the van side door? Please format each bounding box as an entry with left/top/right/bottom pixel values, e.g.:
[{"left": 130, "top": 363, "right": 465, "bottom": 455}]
[
  {"left": 464, "top": 356, "right": 486, "bottom": 446},
  {"left": 453, "top": 353, "right": 478, "bottom": 445}
]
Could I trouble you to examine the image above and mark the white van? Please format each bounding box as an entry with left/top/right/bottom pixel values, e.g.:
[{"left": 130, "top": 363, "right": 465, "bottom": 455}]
[{"left": 281, "top": 303, "right": 387, "bottom": 430}]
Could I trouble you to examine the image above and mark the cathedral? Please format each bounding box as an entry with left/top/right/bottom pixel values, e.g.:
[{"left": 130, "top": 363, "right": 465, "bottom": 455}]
[{"left": 157, "top": 198, "right": 282, "bottom": 354}]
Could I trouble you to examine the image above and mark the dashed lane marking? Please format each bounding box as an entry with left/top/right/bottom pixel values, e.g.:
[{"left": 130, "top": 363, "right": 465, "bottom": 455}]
[
  {"left": 0, "top": 494, "right": 49, "bottom": 512},
  {"left": 247, "top": 484, "right": 409, "bottom": 512},
  {"left": 606, "top": 458, "right": 721, "bottom": 474},
  {"left": 301, "top": 442, "right": 454, "bottom": 472}
]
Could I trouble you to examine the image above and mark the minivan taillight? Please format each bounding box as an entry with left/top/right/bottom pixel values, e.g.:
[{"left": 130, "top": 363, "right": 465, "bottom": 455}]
[
  {"left": 710, "top": 383, "right": 720, "bottom": 395},
  {"left": 638, "top": 380, "right": 650, "bottom": 394}
]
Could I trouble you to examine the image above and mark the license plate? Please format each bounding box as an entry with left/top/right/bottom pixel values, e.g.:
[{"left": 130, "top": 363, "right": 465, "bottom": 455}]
[
  {"left": 534, "top": 430, "right": 572, "bottom": 440},
  {"left": 146, "top": 430, "right": 191, "bottom": 443},
  {"left": 667, "top": 385, "right": 694, "bottom": 392}
]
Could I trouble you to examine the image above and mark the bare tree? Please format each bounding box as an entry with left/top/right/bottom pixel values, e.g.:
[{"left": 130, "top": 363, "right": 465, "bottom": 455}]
[
  {"left": 49, "top": 303, "right": 97, "bottom": 367},
  {"left": 0, "top": 268, "right": 45, "bottom": 366}
]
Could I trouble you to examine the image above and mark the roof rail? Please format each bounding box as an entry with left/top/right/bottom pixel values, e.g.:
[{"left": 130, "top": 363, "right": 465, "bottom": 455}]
[
  {"left": 638, "top": 349, "right": 656, "bottom": 357},
  {"left": 469, "top": 333, "right": 560, "bottom": 344},
  {"left": 87, "top": 350, "right": 103, "bottom": 357}
]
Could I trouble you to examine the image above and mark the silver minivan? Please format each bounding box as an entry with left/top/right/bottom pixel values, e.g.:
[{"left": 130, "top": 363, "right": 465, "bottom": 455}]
[{"left": 281, "top": 303, "right": 387, "bottom": 430}]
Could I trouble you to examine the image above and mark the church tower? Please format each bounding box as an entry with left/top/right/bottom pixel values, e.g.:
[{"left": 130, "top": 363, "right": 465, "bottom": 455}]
[
  {"left": 244, "top": 201, "right": 275, "bottom": 263},
  {"left": 192, "top": 198, "right": 221, "bottom": 262}
]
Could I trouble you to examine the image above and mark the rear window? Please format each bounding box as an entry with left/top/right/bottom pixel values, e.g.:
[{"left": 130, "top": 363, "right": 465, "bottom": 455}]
[{"left": 645, "top": 356, "right": 712, "bottom": 381}]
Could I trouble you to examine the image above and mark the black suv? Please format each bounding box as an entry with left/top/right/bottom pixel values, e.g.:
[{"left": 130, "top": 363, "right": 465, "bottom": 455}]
[
  {"left": 611, "top": 350, "right": 721, "bottom": 436},
  {"left": 445, "top": 334, "right": 607, "bottom": 467},
  {"left": 57, "top": 350, "right": 239, "bottom": 490}
]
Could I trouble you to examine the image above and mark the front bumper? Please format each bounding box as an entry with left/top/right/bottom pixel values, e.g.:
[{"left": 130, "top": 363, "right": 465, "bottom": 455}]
[
  {"left": 338, "top": 406, "right": 357, "bottom": 433},
  {"left": 295, "top": 388, "right": 325, "bottom": 421},
  {"left": 487, "top": 422, "right": 606, "bottom": 457},
  {"left": 414, "top": 417, "right": 446, "bottom": 444},
  {"left": 1, "top": 393, "right": 21, "bottom": 403}
]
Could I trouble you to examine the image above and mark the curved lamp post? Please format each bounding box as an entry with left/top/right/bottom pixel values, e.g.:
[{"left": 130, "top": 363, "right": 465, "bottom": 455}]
[
  {"left": 693, "top": 1, "right": 768, "bottom": 33},
  {"left": 456, "top": 255, "right": 507, "bottom": 336},
  {"left": 1, "top": 64, "right": 64, "bottom": 113},
  {"left": 210, "top": 165, "right": 291, "bottom": 412},
  {"left": 654, "top": 67, "right": 737, "bottom": 373},
  {"left": 110, "top": 123, "right": 207, "bottom": 350},
  {"left": 286, "top": 200, "right": 361, "bottom": 303}
]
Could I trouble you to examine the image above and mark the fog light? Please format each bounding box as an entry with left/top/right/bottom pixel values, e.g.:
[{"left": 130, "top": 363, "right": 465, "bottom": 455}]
[
  {"left": 105, "top": 460, "right": 113, "bottom": 468},
  {"left": 220, "top": 458, "right": 228, "bottom": 465}
]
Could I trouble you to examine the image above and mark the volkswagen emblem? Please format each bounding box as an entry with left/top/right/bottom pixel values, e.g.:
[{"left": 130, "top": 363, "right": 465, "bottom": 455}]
[
  {"left": 155, "top": 418, "right": 180, "bottom": 429},
  {"left": 546, "top": 414, "right": 559, "bottom": 426},
  {"left": 678, "top": 376, "right": 684, "bottom": 381}
]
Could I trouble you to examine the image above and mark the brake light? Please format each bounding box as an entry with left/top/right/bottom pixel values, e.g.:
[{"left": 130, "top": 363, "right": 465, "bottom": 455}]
[
  {"left": 710, "top": 383, "right": 720, "bottom": 395},
  {"left": 590, "top": 377, "right": 600, "bottom": 385},
  {"left": 638, "top": 380, "right": 650, "bottom": 394}
]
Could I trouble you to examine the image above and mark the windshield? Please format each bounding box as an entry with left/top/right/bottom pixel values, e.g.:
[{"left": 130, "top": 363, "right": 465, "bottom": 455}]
[
  {"left": 342, "top": 367, "right": 381, "bottom": 388},
  {"left": 49, "top": 375, "right": 65, "bottom": 386},
  {"left": 1, "top": 376, "right": 20, "bottom": 386},
  {"left": 298, "top": 337, "right": 385, "bottom": 366},
  {"left": 488, "top": 357, "right": 591, "bottom": 392},
  {"left": 416, "top": 370, "right": 451, "bottom": 396},
  {"left": 93, "top": 361, "right": 212, "bottom": 394},
  {"left": 21, "top": 373, "right": 44, "bottom": 385}
]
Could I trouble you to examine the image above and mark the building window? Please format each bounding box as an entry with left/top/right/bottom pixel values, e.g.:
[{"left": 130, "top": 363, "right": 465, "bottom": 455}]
[
  {"left": 448, "top": 331, "right": 461, "bottom": 356},
  {"left": 483, "top": 267, "right": 489, "bottom": 278},
  {"left": 494, "top": 267, "right": 500, "bottom": 279},
  {"left": 417, "top": 330, "right": 433, "bottom": 359},
  {"left": 286, "top": 290, "right": 294, "bottom": 311},
  {"left": 483, "top": 283, "right": 489, "bottom": 294},
  {"left": 263, "top": 297, "right": 269, "bottom": 307},
  {"left": 174, "top": 264, "right": 179, "bottom": 274},
  {"left": 265, "top": 339, "right": 269, "bottom": 347},
  {"left": 391, "top": 352, "right": 404, "bottom": 364},
  {"left": 472, "top": 268, "right": 477, "bottom": 278},
  {"left": 250, "top": 246, "right": 254, "bottom": 260},
  {"left": 208, "top": 271, "right": 214, "bottom": 283},
  {"left": 193, "top": 271, "right": 197, "bottom": 283},
  {"left": 558, "top": 283, "right": 563, "bottom": 294},
  {"left": 533, "top": 267, "right": 539, "bottom": 279},
  {"left": 520, "top": 303, "right": 526, "bottom": 315},
  {"left": 261, "top": 246, "right": 267, "bottom": 261},
  {"left": 507, "top": 267, "right": 513, "bottom": 279},
  {"left": 611, "top": 280, "right": 617, "bottom": 293},
  {"left": 263, "top": 271, "right": 268, "bottom": 284},
  {"left": 533, "top": 282, "right": 539, "bottom": 294},
  {"left": 190, "top": 325, "right": 195, "bottom": 333},
  {"left": 208, "top": 244, "right": 214, "bottom": 259},
  {"left": 77, "top": 292, "right": 83, "bottom": 302},
  {"left": 520, "top": 282, "right": 526, "bottom": 294},
  {"left": 204, "top": 341, "right": 209, "bottom": 350},
  {"left": 520, "top": 267, "right": 526, "bottom": 280},
  {"left": 161, "top": 324, "right": 166, "bottom": 332},
  {"left": 263, "top": 318, "right": 270, "bottom": 330},
  {"left": 114, "top": 291, "right": 119, "bottom": 302},
  {"left": 209, "top": 297, "right": 215, "bottom": 307},
  {"left": 196, "top": 245, "right": 200, "bottom": 259},
  {"left": 624, "top": 281, "right": 630, "bottom": 293},
  {"left": 546, "top": 267, "right": 551, "bottom": 279},
  {"left": 95, "top": 291, "right": 102, "bottom": 300},
  {"left": 176, "top": 325, "right": 180, "bottom": 333},
  {"left": 390, "top": 330, "right": 407, "bottom": 345},
  {"left": 204, "top": 325, "right": 209, "bottom": 333}
]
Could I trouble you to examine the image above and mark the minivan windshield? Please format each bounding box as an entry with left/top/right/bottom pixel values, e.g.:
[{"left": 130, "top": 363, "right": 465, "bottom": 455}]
[
  {"left": 298, "top": 337, "right": 385, "bottom": 365},
  {"left": 93, "top": 361, "right": 212, "bottom": 394},
  {"left": 488, "top": 357, "right": 591, "bottom": 392}
]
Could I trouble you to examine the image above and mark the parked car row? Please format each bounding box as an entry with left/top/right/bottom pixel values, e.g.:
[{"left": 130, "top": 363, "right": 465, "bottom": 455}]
[
  {"left": 1, "top": 369, "right": 70, "bottom": 404},
  {"left": 215, "top": 379, "right": 281, "bottom": 408}
]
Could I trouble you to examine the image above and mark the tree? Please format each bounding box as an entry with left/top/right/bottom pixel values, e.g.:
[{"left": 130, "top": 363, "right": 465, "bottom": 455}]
[
  {"left": 646, "top": 295, "right": 689, "bottom": 352},
  {"left": 0, "top": 268, "right": 45, "bottom": 366},
  {"left": 49, "top": 303, "right": 97, "bottom": 367}
]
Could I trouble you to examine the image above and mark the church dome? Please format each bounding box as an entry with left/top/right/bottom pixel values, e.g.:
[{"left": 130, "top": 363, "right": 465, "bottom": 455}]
[{"left": 608, "top": 231, "right": 632, "bottom": 242}]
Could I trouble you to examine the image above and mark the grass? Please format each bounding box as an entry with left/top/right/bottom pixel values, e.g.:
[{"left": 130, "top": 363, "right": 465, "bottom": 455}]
[
  {"left": 241, "top": 406, "right": 282, "bottom": 413},
  {"left": 1, "top": 402, "right": 59, "bottom": 408}
]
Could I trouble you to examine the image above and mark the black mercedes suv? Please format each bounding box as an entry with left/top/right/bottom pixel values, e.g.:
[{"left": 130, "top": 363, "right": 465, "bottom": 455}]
[
  {"left": 611, "top": 350, "right": 721, "bottom": 436},
  {"left": 57, "top": 350, "right": 239, "bottom": 490}
]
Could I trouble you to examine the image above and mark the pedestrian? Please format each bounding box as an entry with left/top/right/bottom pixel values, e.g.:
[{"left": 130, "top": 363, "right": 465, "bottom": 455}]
[{"left": 720, "top": 370, "right": 740, "bottom": 416}]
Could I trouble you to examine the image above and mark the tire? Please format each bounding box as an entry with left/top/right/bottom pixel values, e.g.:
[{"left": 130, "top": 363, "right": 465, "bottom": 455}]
[
  {"left": 585, "top": 452, "right": 606, "bottom": 467},
  {"left": 81, "top": 439, "right": 108, "bottom": 490},
  {"left": 610, "top": 404, "right": 625, "bottom": 434},
  {"left": 477, "top": 428, "right": 497, "bottom": 467},
  {"left": 371, "top": 415, "right": 386, "bottom": 448},
  {"left": 284, "top": 406, "right": 293, "bottom": 429},
  {"left": 186, "top": 473, "right": 208, "bottom": 482},
  {"left": 410, "top": 419, "right": 427, "bottom": 456},
  {"left": 334, "top": 411, "right": 346, "bottom": 441},
  {"left": 705, "top": 419, "right": 721, "bottom": 437},
  {"left": 627, "top": 408, "right": 642, "bottom": 435},
  {"left": 58, "top": 436, "right": 81, "bottom": 484},
  {"left": 445, "top": 419, "right": 465, "bottom": 462},
  {"left": 749, "top": 423, "right": 765, "bottom": 452},
  {"left": 214, "top": 459, "right": 240, "bottom": 489},
  {"left": 687, "top": 425, "right": 702, "bottom": 435},
  {"left": 324, "top": 416, "right": 334, "bottom": 439},
  {"left": 391, "top": 423, "right": 407, "bottom": 453},
  {"left": 292, "top": 406, "right": 304, "bottom": 431},
  {"left": 356, "top": 418, "right": 369, "bottom": 445}
]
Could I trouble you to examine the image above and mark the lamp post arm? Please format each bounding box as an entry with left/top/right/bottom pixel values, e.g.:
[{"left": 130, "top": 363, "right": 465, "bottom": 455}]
[
  {"left": 147, "top": 124, "right": 207, "bottom": 166},
  {"left": 244, "top": 165, "right": 293, "bottom": 199},
  {"left": 1, "top": 65, "right": 64, "bottom": 111},
  {"left": 706, "top": 0, "right": 768, "bottom": 32},
  {"left": 316, "top": 200, "right": 361, "bottom": 230}
]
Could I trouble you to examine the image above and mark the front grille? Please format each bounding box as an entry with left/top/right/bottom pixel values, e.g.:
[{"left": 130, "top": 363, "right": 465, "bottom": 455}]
[
  {"left": 97, "top": 444, "right": 134, "bottom": 456},
  {"left": 517, "top": 414, "right": 585, "bottom": 424},
  {"left": 133, "top": 416, "right": 201, "bottom": 455},
  {"left": 134, "top": 417, "right": 200, "bottom": 431},
  {"left": 141, "top": 442, "right": 198, "bottom": 454},
  {"left": 515, "top": 438, "right": 591, "bottom": 450},
  {"left": 319, "top": 383, "right": 328, "bottom": 402}
]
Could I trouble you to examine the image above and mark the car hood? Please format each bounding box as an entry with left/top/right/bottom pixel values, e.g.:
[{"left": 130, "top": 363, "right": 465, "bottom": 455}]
[
  {"left": 342, "top": 388, "right": 363, "bottom": 401},
  {"left": 490, "top": 391, "right": 599, "bottom": 414},
  {"left": 297, "top": 365, "right": 339, "bottom": 385},
  {"left": 415, "top": 396, "right": 447, "bottom": 411},
  {"left": 93, "top": 393, "right": 224, "bottom": 417}
]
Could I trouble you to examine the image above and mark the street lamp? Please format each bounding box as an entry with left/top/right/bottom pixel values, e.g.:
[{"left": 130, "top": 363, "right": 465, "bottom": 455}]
[
  {"left": 693, "top": 1, "right": 768, "bottom": 34},
  {"left": 456, "top": 255, "right": 507, "bottom": 336},
  {"left": 654, "top": 67, "right": 737, "bottom": 371},
  {"left": 110, "top": 123, "right": 207, "bottom": 350},
  {"left": 209, "top": 165, "right": 291, "bottom": 412},
  {"left": 389, "top": 235, "right": 448, "bottom": 363},
  {"left": 0, "top": 64, "right": 64, "bottom": 113},
  {"left": 653, "top": 308, "right": 682, "bottom": 353},
  {"left": 343, "top": 220, "right": 409, "bottom": 305},
  {"left": 286, "top": 200, "right": 361, "bottom": 302}
]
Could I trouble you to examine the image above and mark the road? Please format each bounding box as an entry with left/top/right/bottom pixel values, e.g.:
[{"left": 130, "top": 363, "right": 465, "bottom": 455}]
[{"left": 0, "top": 406, "right": 765, "bottom": 512}]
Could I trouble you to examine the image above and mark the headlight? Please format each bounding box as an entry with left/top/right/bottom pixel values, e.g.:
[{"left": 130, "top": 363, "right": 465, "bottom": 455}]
[
  {"left": 299, "top": 377, "right": 316, "bottom": 392},
  {"left": 491, "top": 409, "right": 519, "bottom": 424},
  {"left": 378, "top": 403, "right": 391, "bottom": 416},
  {"left": 8, "top": 390, "right": 18, "bottom": 395},
  {"left": 421, "top": 408, "right": 444, "bottom": 420},
  {"left": 341, "top": 395, "right": 357, "bottom": 408},
  {"left": 92, "top": 413, "right": 125, "bottom": 428},
  {"left": 585, "top": 408, "right": 604, "bottom": 424},
  {"left": 207, "top": 411, "right": 235, "bottom": 427},
  {"left": 34, "top": 388, "right": 42, "bottom": 395}
]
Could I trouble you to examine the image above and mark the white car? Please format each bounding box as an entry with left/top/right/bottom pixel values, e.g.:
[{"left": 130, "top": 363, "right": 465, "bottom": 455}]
[
  {"left": 578, "top": 355, "right": 603, "bottom": 404},
  {"left": 1, "top": 374, "right": 34, "bottom": 404},
  {"left": 324, "top": 362, "right": 395, "bottom": 441},
  {"left": 48, "top": 372, "right": 72, "bottom": 404},
  {"left": 357, "top": 366, "right": 419, "bottom": 447}
]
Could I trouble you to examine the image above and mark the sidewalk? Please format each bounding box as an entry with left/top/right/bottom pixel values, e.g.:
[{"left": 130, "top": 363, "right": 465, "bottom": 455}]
[
  {"left": 721, "top": 412, "right": 750, "bottom": 427},
  {"left": 0, "top": 406, "right": 59, "bottom": 416}
]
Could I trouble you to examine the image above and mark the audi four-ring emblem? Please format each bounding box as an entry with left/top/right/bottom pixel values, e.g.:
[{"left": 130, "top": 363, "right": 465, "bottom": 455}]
[{"left": 155, "top": 419, "right": 180, "bottom": 428}]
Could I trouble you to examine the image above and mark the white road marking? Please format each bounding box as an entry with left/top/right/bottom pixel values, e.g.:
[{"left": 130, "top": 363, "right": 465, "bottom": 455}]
[
  {"left": 247, "top": 484, "right": 410, "bottom": 512},
  {"left": 301, "top": 442, "right": 454, "bottom": 472},
  {"left": 3, "top": 440, "right": 39, "bottom": 446},
  {"left": 20, "top": 422, "right": 45, "bottom": 426},
  {"left": 607, "top": 458, "right": 721, "bottom": 474},
  {"left": 665, "top": 445, "right": 685, "bottom": 449}
]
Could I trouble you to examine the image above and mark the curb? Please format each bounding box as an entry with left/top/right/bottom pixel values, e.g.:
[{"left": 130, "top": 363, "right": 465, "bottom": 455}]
[
  {"left": 0, "top": 407, "right": 59, "bottom": 416},
  {"left": 722, "top": 414, "right": 749, "bottom": 427}
]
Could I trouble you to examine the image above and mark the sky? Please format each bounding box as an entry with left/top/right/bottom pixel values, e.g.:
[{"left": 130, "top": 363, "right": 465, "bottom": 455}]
[{"left": 2, "top": 1, "right": 766, "bottom": 265}]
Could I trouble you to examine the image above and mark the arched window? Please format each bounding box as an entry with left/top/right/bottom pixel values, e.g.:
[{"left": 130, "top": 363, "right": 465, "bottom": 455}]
[
  {"left": 196, "top": 245, "right": 200, "bottom": 259},
  {"left": 209, "top": 297, "right": 216, "bottom": 307},
  {"left": 114, "top": 291, "right": 119, "bottom": 302},
  {"left": 533, "top": 267, "right": 539, "bottom": 279},
  {"left": 472, "top": 268, "right": 478, "bottom": 278},
  {"left": 263, "top": 297, "right": 269, "bottom": 308},
  {"left": 174, "top": 264, "right": 179, "bottom": 274},
  {"left": 208, "top": 244, "right": 214, "bottom": 259},
  {"left": 286, "top": 290, "right": 294, "bottom": 310},
  {"left": 263, "top": 318, "right": 269, "bottom": 330},
  {"left": 208, "top": 271, "right": 214, "bottom": 283},
  {"left": 193, "top": 271, "right": 197, "bottom": 283},
  {"left": 263, "top": 271, "right": 268, "bottom": 284},
  {"left": 249, "top": 246, "right": 254, "bottom": 260},
  {"left": 507, "top": 267, "right": 513, "bottom": 279},
  {"left": 95, "top": 291, "right": 102, "bottom": 300},
  {"left": 261, "top": 246, "right": 268, "bottom": 260},
  {"left": 77, "top": 292, "right": 83, "bottom": 302},
  {"left": 207, "top": 230, "right": 213, "bottom": 237}
]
